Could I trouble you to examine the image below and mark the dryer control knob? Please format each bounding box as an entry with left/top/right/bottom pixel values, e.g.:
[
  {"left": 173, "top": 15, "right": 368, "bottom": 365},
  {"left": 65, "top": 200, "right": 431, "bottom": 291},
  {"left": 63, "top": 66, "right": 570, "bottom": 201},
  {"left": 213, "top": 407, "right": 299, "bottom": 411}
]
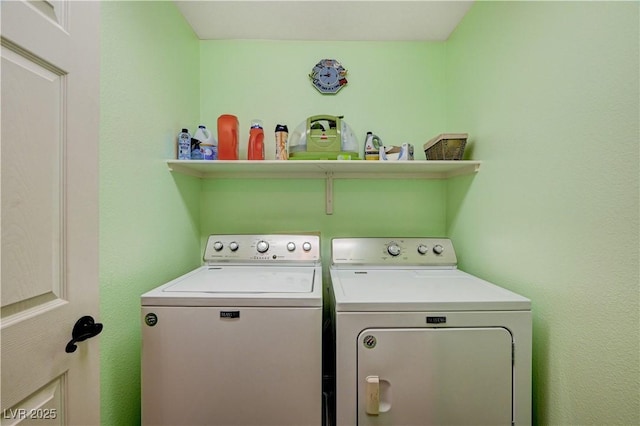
[
  {"left": 256, "top": 240, "right": 269, "bottom": 253},
  {"left": 287, "top": 242, "right": 296, "bottom": 252},
  {"left": 417, "top": 244, "right": 429, "bottom": 255},
  {"left": 229, "top": 241, "right": 239, "bottom": 252},
  {"left": 433, "top": 244, "right": 444, "bottom": 255},
  {"left": 213, "top": 241, "right": 223, "bottom": 251},
  {"left": 387, "top": 244, "right": 401, "bottom": 256},
  {"left": 302, "top": 242, "right": 312, "bottom": 252}
]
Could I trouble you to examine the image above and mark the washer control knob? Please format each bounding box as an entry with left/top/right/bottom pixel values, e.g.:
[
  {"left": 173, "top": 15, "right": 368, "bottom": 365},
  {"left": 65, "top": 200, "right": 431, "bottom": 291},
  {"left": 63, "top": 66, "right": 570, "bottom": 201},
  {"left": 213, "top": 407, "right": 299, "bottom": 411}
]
[
  {"left": 387, "top": 244, "right": 401, "bottom": 257},
  {"left": 287, "top": 242, "right": 296, "bottom": 252},
  {"left": 256, "top": 240, "right": 269, "bottom": 253},
  {"left": 433, "top": 244, "right": 444, "bottom": 255},
  {"left": 213, "top": 241, "right": 223, "bottom": 251},
  {"left": 417, "top": 244, "right": 429, "bottom": 255},
  {"left": 302, "top": 242, "right": 312, "bottom": 252},
  {"left": 229, "top": 241, "right": 239, "bottom": 252}
]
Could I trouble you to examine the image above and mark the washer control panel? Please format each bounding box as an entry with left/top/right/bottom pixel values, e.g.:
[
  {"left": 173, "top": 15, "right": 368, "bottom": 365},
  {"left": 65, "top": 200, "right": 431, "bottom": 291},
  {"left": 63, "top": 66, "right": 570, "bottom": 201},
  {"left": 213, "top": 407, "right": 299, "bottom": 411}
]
[
  {"left": 204, "top": 234, "right": 320, "bottom": 264},
  {"left": 332, "top": 237, "right": 457, "bottom": 267}
]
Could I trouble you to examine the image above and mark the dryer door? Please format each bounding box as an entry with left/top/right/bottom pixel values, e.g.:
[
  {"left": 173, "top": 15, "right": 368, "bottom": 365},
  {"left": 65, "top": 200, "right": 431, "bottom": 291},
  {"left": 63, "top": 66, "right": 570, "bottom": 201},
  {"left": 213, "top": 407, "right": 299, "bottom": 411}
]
[{"left": 357, "top": 327, "right": 513, "bottom": 426}]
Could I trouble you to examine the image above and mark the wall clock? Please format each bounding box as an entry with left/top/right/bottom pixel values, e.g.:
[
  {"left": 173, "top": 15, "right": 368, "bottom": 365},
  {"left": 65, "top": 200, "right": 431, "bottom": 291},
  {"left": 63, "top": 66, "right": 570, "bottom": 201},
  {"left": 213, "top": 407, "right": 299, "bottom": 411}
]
[{"left": 309, "top": 59, "right": 348, "bottom": 94}]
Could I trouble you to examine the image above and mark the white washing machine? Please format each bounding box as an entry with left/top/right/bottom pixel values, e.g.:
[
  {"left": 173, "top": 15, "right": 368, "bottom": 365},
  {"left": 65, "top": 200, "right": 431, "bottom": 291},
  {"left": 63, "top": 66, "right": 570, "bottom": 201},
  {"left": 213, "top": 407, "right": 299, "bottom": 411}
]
[
  {"left": 330, "top": 237, "right": 532, "bottom": 426},
  {"left": 141, "top": 234, "right": 322, "bottom": 426}
]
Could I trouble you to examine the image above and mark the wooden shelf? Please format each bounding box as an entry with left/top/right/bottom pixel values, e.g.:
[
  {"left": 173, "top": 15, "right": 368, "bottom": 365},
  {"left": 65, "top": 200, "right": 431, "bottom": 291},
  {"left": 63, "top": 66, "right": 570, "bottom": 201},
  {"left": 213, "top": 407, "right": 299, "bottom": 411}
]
[
  {"left": 166, "top": 160, "right": 481, "bottom": 179},
  {"left": 167, "top": 160, "right": 480, "bottom": 215}
]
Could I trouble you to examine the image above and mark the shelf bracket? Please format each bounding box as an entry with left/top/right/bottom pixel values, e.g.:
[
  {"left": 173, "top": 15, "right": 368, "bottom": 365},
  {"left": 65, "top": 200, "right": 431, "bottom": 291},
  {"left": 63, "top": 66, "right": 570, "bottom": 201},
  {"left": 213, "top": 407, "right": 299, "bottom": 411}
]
[{"left": 325, "top": 172, "right": 334, "bottom": 215}]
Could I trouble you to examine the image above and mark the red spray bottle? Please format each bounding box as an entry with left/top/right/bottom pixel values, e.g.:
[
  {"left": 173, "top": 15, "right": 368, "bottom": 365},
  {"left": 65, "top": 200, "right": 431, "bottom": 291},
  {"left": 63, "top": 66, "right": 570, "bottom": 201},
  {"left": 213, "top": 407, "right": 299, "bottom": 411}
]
[{"left": 247, "top": 119, "right": 265, "bottom": 160}]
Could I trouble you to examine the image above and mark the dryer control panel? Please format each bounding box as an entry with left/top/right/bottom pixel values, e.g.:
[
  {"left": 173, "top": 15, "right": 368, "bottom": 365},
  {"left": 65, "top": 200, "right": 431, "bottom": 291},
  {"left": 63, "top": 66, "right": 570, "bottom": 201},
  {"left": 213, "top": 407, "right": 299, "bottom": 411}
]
[
  {"left": 204, "top": 234, "right": 320, "bottom": 264},
  {"left": 331, "top": 237, "right": 457, "bottom": 267}
]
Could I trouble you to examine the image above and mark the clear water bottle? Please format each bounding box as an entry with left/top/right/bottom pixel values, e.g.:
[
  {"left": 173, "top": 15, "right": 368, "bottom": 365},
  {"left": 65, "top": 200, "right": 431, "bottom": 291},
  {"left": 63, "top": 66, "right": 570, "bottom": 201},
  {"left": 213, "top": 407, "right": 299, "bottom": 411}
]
[{"left": 177, "top": 128, "right": 191, "bottom": 160}]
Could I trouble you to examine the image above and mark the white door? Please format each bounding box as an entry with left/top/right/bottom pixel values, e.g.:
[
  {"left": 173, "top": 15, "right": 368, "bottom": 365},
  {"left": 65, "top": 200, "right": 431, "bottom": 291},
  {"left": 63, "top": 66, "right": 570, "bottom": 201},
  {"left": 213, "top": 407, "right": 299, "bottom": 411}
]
[
  {"left": 1, "top": 1, "right": 100, "bottom": 424},
  {"left": 357, "top": 328, "right": 513, "bottom": 426}
]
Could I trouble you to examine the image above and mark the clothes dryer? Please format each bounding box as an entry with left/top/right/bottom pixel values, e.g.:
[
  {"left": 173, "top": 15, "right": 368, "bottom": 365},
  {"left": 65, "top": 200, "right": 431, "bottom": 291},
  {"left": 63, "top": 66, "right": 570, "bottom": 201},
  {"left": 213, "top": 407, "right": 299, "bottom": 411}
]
[
  {"left": 141, "top": 234, "right": 322, "bottom": 426},
  {"left": 330, "top": 237, "right": 532, "bottom": 426}
]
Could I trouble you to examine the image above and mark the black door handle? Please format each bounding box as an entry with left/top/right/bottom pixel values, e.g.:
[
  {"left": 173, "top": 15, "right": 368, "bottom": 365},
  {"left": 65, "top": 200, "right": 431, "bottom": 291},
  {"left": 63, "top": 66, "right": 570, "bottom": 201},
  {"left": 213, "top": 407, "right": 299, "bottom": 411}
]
[{"left": 65, "top": 315, "right": 103, "bottom": 353}]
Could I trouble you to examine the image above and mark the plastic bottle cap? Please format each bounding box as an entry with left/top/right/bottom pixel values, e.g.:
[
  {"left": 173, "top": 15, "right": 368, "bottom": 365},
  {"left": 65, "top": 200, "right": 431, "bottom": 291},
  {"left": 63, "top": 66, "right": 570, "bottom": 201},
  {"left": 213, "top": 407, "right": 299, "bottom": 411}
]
[{"left": 182, "top": 128, "right": 188, "bottom": 132}]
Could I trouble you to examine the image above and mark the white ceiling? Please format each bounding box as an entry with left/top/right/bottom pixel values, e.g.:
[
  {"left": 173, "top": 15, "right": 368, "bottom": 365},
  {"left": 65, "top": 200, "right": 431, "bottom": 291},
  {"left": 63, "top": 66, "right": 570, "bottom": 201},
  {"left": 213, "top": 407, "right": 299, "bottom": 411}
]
[{"left": 175, "top": 1, "right": 474, "bottom": 41}]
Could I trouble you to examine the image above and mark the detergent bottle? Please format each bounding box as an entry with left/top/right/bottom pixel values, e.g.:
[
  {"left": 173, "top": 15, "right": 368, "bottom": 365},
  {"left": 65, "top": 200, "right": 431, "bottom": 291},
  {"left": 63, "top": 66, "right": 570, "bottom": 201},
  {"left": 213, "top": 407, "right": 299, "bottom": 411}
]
[
  {"left": 247, "top": 119, "right": 265, "bottom": 160},
  {"left": 364, "top": 132, "right": 382, "bottom": 160},
  {"left": 190, "top": 126, "right": 203, "bottom": 160},
  {"left": 177, "top": 128, "right": 191, "bottom": 160},
  {"left": 217, "top": 114, "right": 239, "bottom": 160},
  {"left": 275, "top": 124, "right": 289, "bottom": 160},
  {"left": 193, "top": 125, "right": 217, "bottom": 160}
]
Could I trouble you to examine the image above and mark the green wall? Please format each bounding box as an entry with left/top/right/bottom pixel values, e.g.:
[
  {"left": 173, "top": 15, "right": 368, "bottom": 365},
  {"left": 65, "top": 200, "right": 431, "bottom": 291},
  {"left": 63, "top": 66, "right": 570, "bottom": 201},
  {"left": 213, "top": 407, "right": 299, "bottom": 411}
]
[
  {"left": 100, "top": 2, "right": 201, "bottom": 424},
  {"left": 99, "top": 1, "right": 639, "bottom": 424},
  {"left": 198, "top": 40, "right": 450, "bottom": 263},
  {"left": 445, "top": 2, "right": 640, "bottom": 425},
  {"left": 199, "top": 40, "right": 447, "bottom": 154}
]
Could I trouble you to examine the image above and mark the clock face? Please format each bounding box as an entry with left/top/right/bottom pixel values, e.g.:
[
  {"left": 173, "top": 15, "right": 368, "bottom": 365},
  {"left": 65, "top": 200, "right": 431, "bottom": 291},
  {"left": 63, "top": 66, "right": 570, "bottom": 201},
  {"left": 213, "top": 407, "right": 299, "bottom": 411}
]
[{"left": 310, "top": 59, "right": 347, "bottom": 94}]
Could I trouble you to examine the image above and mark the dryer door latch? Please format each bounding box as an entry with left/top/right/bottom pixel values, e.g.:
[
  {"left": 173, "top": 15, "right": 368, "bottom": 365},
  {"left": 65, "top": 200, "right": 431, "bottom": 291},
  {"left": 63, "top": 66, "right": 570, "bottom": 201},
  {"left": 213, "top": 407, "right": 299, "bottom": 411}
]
[{"left": 365, "top": 375, "right": 380, "bottom": 415}]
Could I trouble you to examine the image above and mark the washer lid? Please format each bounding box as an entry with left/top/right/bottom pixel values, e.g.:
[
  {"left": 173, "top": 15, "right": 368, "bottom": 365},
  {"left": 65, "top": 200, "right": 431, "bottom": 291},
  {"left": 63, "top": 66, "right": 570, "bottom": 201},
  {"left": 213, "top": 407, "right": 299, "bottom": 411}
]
[
  {"left": 331, "top": 268, "right": 531, "bottom": 311},
  {"left": 164, "top": 266, "right": 314, "bottom": 293},
  {"left": 141, "top": 266, "right": 322, "bottom": 307}
]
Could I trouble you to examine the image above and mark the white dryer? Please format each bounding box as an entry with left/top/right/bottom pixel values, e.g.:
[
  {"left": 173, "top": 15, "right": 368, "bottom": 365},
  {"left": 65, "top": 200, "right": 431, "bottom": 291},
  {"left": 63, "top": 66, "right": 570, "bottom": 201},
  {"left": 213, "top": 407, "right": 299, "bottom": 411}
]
[
  {"left": 141, "top": 234, "right": 322, "bottom": 426},
  {"left": 330, "top": 237, "right": 532, "bottom": 426}
]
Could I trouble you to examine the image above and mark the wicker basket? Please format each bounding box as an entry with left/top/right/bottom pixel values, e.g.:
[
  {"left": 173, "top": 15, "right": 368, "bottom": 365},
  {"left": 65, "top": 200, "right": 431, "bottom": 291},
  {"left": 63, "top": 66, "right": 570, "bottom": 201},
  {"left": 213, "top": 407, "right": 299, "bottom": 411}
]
[{"left": 423, "top": 133, "right": 468, "bottom": 160}]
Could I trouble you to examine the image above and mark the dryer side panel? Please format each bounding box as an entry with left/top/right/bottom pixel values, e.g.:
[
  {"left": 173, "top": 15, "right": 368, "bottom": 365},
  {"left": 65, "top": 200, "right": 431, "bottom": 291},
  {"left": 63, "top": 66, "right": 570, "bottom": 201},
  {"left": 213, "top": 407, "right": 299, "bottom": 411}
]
[{"left": 357, "top": 327, "right": 513, "bottom": 426}]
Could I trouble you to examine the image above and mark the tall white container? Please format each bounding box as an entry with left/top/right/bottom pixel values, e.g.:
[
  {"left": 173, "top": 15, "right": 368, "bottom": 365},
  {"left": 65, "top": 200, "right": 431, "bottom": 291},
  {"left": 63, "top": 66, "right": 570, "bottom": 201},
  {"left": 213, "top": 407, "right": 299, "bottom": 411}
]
[{"left": 193, "top": 125, "right": 217, "bottom": 160}]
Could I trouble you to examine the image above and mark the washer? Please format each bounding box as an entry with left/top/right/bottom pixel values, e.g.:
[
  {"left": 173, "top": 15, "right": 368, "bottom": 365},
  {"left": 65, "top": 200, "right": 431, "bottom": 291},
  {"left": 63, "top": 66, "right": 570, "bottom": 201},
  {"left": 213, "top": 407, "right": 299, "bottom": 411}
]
[
  {"left": 330, "top": 237, "right": 532, "bottom": 426},
  {"left": 141, "top": 234, "right": 322, "bottom": 426}
]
